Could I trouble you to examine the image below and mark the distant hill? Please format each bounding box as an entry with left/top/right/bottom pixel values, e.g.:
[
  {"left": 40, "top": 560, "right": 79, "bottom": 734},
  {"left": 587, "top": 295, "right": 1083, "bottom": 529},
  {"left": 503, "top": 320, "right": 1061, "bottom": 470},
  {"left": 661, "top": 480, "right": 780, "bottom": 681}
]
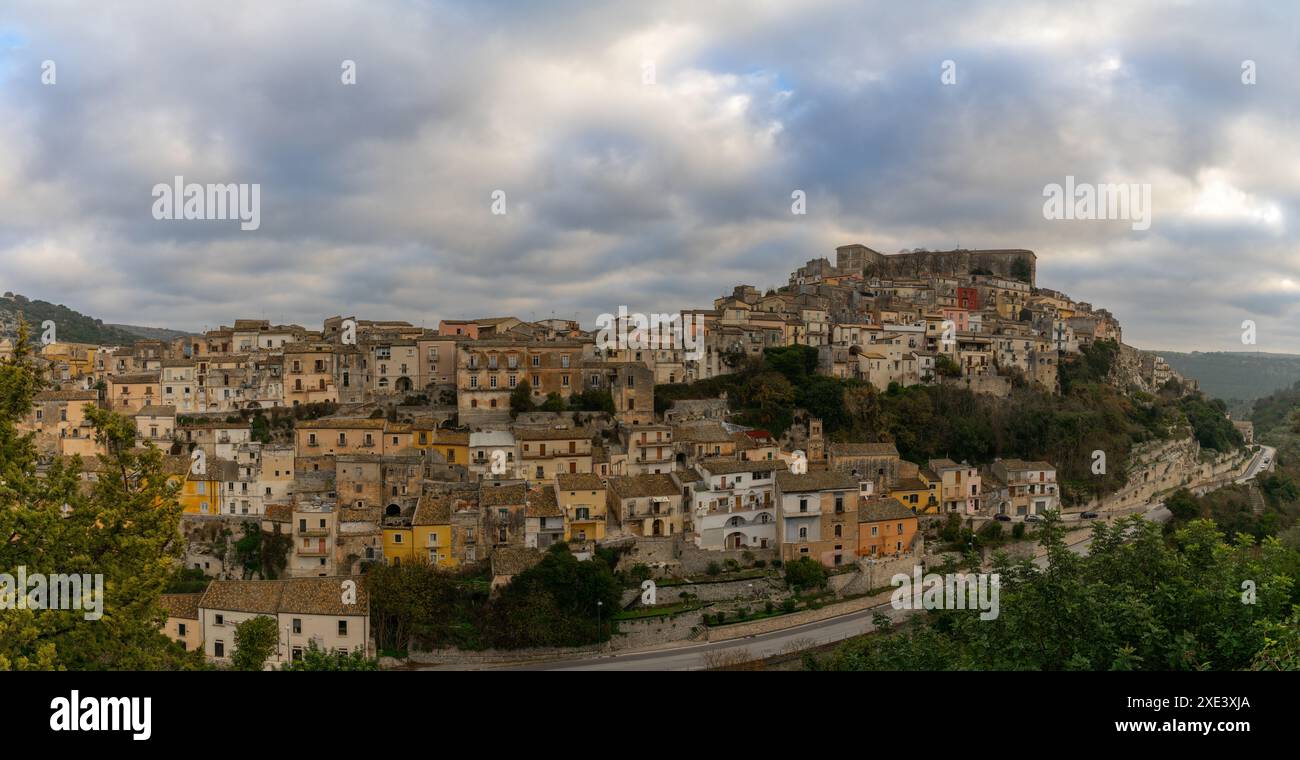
[
  {"left": 105, "top": 323, "right": 197, "bottom": 343},
  {"left": 0, "top": 293, "right": 192, "bottom": 347},
  {"left": 1156, "top": 350, "right": 1300, "bottom": 408}
]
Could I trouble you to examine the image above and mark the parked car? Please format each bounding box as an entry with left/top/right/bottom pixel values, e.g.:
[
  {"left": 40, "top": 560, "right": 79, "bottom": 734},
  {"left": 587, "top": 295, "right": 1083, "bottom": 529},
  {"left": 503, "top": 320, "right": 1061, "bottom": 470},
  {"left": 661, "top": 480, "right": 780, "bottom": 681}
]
[
  {"left": 994, "top": 513, "right": 1012, "bottom": 522},
  {"left": 1024, "top": 513, "right": 1043, "bottom": 523},
  {"left": 1081, "top": 511, "right": 1100, "bottom": 519}
]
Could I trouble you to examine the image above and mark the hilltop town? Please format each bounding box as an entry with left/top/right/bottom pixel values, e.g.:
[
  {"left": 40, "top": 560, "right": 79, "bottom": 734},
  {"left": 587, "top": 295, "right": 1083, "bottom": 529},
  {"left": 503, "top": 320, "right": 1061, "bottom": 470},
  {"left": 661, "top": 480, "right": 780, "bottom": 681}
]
[{"left": 5, "top": 242, "right": 1256, "bottom": 667}]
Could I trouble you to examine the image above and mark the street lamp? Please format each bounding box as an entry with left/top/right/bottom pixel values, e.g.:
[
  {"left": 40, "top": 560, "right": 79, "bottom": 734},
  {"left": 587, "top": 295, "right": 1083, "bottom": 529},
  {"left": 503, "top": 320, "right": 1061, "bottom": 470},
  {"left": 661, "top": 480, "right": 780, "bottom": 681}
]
[{"left": 596, "top": 600, "right": 603, "bottom": 639}]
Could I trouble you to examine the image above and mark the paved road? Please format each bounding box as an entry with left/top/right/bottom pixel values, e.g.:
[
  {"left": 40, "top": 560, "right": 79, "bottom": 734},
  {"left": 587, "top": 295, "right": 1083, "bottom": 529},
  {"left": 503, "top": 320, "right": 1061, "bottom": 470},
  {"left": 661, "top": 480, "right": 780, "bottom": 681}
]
[
  {"left": 479, "top": 445, "right": 1277, "bottom": 671},
  {"left": 496, "top": 602, "right": 910, "bottom": 671}
]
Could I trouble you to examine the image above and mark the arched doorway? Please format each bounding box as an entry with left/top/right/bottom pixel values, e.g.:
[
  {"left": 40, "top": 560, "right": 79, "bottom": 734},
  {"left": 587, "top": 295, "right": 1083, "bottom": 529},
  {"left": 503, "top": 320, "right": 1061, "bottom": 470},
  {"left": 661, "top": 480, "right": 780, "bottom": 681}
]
[{"left": 385, "top": 504, "right": 401, "bottom": 518}]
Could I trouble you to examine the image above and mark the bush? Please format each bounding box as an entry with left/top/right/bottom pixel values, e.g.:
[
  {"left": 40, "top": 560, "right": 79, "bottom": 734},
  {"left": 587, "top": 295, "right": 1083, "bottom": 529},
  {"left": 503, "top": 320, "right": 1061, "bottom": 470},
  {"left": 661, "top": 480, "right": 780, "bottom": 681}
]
[
  {"left": 724, "top": 558, "right": 741, "bottom": 572},
  {"left": 784, "top": 557, "right": 828, "bottom": 591},
  {"left": 1012, "top": 522, "right": 1026, "bottom": 539},
  {"left": 706, "top": 561, "right": 722, "bottom": 576},
  {"left": 765, "top": 601, "right": 775, "bottom": 614},
  {"left": 782, "top": 598, "right": 798, "bottom": 613},
  {"left": 754, "top": 559, "right": 766, "bottom": 569}
]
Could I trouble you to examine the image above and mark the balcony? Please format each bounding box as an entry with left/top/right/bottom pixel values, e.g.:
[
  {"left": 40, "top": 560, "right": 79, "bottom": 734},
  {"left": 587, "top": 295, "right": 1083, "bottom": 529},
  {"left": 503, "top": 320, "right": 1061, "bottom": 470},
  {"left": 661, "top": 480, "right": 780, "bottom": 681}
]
[{"left": 297, "top": 546, "right": 329, "bottom": 557}]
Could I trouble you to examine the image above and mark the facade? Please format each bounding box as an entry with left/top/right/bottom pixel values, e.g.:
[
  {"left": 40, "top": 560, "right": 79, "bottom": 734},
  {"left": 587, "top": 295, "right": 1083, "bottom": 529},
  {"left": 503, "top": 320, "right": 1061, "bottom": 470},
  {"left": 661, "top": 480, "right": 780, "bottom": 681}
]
[
  {"left": 858, "top": 497, "right": 920, "bottom": 559},
  {"left": 197, "top": 577, "right": 371, "bottom": 666},
  {"left": 691, "top": 459, "right": 779, "bottom": 550},
  {"left": 776, "top": 470, "right": 861, "bottom": 567}
]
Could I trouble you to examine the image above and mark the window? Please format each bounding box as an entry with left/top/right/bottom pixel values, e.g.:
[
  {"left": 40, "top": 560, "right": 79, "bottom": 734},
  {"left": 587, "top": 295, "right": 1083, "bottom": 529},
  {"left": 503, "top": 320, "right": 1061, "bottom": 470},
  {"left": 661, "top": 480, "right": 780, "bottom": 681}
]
[
  {"left": 178, "top": 623, "right": 186, "bottom": 637},
  {"left": 338, "top": 620, "right": 348, "bottom": 636},
  {"left": 393, "top": 533, "right": 403, "bottom": 544},
  {"left": 214, "top": 640, "right": 224, "bottom": 657},
  {"left": 214, "top": 614, "right": 224, "bottom": 626},
  {"left": 292, "top": 618, "right": 302, "bottom": 634}
]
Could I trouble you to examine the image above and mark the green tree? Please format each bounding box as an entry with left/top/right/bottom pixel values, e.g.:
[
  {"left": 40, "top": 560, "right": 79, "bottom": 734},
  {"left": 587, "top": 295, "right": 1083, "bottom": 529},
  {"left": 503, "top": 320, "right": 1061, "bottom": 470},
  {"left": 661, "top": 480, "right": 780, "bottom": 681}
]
[
  {"left": 784, "top": 557, "right": 828, "bottom": 591},
  {"left": 509, "top": 379, "right": 534, "bottom": 417},
  {"left": 282, "top": 641, "right": 378, "bottom": 671},
  {"left": 231, "top": 615, "right": 279, "bottom": 671},
  {"left": 0, "top": 324, "right": 201, "bottom": 670}
]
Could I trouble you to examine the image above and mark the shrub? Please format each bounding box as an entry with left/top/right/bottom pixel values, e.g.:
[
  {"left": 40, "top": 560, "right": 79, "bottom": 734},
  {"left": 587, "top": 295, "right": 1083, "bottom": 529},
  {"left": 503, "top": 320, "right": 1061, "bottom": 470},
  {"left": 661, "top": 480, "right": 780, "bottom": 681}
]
[
  {"left": 706, "top": 561, "right": 722, "bottom": 576},
  {"left": 784, "top": 557, "right": 828, "bottom": 591}
]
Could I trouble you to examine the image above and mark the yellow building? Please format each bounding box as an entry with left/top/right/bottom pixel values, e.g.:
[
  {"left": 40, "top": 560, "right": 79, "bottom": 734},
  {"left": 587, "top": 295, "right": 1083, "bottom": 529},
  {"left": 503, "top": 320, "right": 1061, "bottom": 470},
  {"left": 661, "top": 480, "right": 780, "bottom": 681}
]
[
  {"left": 555, "top": 473, "right": 607, "bottom": 542},
  {"left": 383, "top": 494, "right": 456, "bottom": 568},
  {"left": 413, "top": 426, "right": 468, "bottom": 466},
  {"left": 412, "top": 494, "right": 455, "bottom": 568},
  {"left": 382, "top": 519, "right": 414, "bottom": 567},
  {"left": 180, "top": 469, "right": 220, "bottom": 515},
  {"left": 888, "top": 470, "right": 940, "bottom": 514}
]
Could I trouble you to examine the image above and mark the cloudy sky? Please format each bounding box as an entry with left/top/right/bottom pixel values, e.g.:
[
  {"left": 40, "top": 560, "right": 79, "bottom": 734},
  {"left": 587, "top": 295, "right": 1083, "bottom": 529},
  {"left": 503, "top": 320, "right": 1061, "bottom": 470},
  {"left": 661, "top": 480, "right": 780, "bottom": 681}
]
[{"left": 1, "top": 0, "right": 1298, "bottom": 352}]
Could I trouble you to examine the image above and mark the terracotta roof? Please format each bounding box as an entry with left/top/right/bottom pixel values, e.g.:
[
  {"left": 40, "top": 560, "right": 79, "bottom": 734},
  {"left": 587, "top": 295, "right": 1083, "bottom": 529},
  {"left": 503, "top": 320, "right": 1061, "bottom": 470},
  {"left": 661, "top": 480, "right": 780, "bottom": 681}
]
[
  {"left": 517, "top": 426, "right": 593, "bottom": 441},
  {"left": 606, "top": 473, "right": 679, "bottom": 500},
  {"left": 859, "top": 497, "right": 917, "bottom": 522},
  {"left": 109, "top": 372, "right": 159, "bottom": 384},
  {"left": 525, "top": 486, "right": 561, "bottom": 517},
  {"left": 412, "top": 494, "right": 451, "bottom": 526},
  {"left": 33, "top": 390, "right": 98, "bottom": 402},
  {"left": 698, "top": 458, "right": 780, "bottom": 476},
  {"left": 160, "top": 593, "right": 202, "bottom": 620},
  {"left": 556, "top": 473, "right": 604, "bottom": 491},
  {"left": 831, "top": 442, "right": 900, "bottom": 458},
  {"left": 297, "top": 418, "right": 388, "bottom": 430},
  {"left": 135, "top": 405, "right": 176, "bottom": 417},
  {"left": 776, "top": 470, "right": 861, "bottom": 493},
  {"left": 479, "top": 482, "right": 527, "bottom": 506},
  {"left": 673, "top": 423, "right": 732, "bottom": 443},
  {"left": 199, "top": 579, "right": 282, "bottom": 615},
  {"left": 278, "top": 576, "right": 369, "bottom": 616}
]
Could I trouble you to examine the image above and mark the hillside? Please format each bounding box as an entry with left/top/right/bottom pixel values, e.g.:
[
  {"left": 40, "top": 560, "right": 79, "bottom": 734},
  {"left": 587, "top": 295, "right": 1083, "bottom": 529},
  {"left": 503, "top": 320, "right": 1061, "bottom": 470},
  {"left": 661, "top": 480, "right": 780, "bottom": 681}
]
[
  {"left": 0, "top": 292, "right": 188, "bottom": 346},
  {"left": 1155, "top": 350, "right": 1300, "bottom": 408}
]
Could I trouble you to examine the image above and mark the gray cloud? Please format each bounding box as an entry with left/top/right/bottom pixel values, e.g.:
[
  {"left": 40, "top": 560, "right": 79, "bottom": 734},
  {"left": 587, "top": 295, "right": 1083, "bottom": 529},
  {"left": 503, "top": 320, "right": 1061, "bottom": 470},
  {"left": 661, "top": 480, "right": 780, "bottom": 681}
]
[{"left": 2, "top": 0, "right": 1299, "bottom": 352}]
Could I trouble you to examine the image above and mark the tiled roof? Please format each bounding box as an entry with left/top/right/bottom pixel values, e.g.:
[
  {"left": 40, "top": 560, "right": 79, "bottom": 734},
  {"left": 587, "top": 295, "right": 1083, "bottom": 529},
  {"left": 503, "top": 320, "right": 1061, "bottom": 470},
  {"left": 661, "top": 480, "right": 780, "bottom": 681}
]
[
  {"left": 278, "top": 576, "right": 369, "bottom": 616},
  {"left": 830, "top": 442, "right": 899, "bottom": 458},
  {"left": 479, "top": 483, "right": 527, "bottom": 506},
  {"left": 556, "top": 472, "right": 604, "bottom": 491},
  {"left": 160, "top": 593, "right": 202, "bottom": 620},
  {"left": 525, "top": 486, "right": 561, "bottom": 517},
  {"left": 517, "top": 426, "right": 593, "bottom": 441},
  {"left": 859, "top": 497, "right": 917, "bottom": 522},
  {"left": 776, "top": 470, "right": 861, "bottom": 493},
  {"left": 33, "top": 390, "right": 98, "bottom": 402},
  {"left": 607, "top": 473, "right": 679, "bottom": 500},
  {"left": 698, "top": 458, "right": 780, "bottom": 476},
  {"left": 199, "top": 580, "right": 282, "bottom": 615},
  {"left": 297, "top": 418, "right": 388, "bottom": 430},
  {"left": 412, "top": 494, "right": 451, "bottom": 525}
]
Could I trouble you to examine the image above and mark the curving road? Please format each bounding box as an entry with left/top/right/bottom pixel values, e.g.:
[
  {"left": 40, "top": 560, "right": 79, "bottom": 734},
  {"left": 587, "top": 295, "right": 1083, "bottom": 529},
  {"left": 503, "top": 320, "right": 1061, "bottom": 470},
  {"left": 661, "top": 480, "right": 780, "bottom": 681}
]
[{"left": 473, "top": 445, "right": 1276, "bottom": 671}]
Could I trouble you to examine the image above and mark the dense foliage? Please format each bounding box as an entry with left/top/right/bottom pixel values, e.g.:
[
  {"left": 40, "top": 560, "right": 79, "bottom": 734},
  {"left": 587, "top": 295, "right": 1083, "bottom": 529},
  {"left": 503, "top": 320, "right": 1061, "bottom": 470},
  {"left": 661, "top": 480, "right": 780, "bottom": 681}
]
[
  {"left": 231, "top": 615, "right": 280, "bottom": 671},
  {"left": 367, "top": 543, "right": 623, "bottom": 652},
  {"left": 806, "top": 514, "right": 1300, "bottom": 671},
  {"left": 280, "top": 641, "right": 378, "bottom": 671},
  {"left": 0, "top": 326, "right": 204, "bottom": 670}
]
